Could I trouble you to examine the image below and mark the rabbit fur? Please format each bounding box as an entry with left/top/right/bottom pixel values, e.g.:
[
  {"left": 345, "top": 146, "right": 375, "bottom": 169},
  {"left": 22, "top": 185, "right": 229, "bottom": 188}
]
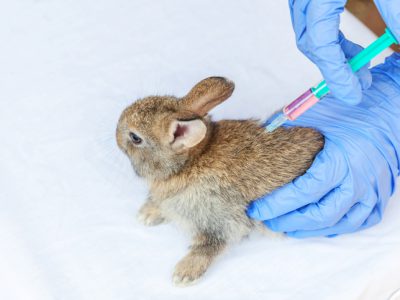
[{"left": 116, "top": 77, "right": 324, "bottom": 286}]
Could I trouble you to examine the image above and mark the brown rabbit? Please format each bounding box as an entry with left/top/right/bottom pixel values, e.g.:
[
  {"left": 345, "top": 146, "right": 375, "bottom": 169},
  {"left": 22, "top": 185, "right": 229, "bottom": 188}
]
[{"left": 116, "top": 77, "right": 324, "bottom": 286}]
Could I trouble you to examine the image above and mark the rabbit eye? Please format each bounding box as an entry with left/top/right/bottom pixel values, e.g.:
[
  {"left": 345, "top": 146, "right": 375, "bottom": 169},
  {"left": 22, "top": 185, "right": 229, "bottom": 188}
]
[{"left": 129, "top": 132, "right": 142, "bottom": 145}]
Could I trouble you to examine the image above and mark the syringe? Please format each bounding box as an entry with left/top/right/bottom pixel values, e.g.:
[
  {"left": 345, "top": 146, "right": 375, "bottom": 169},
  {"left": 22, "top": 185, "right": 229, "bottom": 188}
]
[{"left": 266, "top": 28, "right": 399, "bottom": 132}]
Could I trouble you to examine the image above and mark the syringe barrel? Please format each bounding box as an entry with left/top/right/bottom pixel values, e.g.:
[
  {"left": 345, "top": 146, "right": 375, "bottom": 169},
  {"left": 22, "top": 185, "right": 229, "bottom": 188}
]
[
  {"left": 283, "top": 88, "right": 320, "bottom": 120},
  {"left": 269, "top": 28, "right": 397, "bottom": 131}
]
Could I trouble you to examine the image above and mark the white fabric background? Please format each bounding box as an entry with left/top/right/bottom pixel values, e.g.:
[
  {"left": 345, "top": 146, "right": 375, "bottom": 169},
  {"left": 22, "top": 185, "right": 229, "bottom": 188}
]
[{"left": 0, "top": 1, "right": 399, "bottom": 299}]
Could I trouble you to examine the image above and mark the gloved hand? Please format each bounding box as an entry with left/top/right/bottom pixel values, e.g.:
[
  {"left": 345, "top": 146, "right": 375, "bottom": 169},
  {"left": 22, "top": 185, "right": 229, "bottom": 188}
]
[
  {"left": 374, "top": 0, "right": 400, "bottom": 42},
  {"left": 247, "top": 53, "right": 400, "bottom": 237},
  {"left": 288, "top": 0, "right": 400, "bottom": 105}
]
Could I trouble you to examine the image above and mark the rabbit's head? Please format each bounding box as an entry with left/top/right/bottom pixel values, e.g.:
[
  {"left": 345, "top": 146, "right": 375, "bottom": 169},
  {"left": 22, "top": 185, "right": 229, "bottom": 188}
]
[{"left": 116, "top": 77, "right": 234, "bottom": 180}]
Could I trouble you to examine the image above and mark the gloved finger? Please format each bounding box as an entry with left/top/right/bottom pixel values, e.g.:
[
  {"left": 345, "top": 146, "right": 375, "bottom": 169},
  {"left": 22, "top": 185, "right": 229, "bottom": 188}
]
[
  {"left": 355, "top": 63, "right": 372, "bottom": 91},
  {"left": 339, "top": 32, "right": 372, "bottom": 90},
  {"left": 285, "top": 201, "right": 376, "bottom": 238},
  {"left": 247, "top": 139, "right": 348, "bottom": 220},
  {"left": 339, "top": 31, "right": 367, "bottom": 60},
  {"left": 305, "top": 0, "right": 362, "bottom": 104},
  {"left": 357, "top": 205, "right": 383, "bottom": 230},
  {"left": 288, "top": 0, "right": 308, "bottom": 42},
  {"left": 263, "top": 176, "right": 357, "bottom": 232}
]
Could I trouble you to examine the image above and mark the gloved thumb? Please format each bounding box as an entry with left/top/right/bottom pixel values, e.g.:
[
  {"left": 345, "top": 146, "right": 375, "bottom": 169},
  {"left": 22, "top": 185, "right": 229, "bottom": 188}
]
[{"left": 339, "top": 32, "right": 372, "bottom": 91}]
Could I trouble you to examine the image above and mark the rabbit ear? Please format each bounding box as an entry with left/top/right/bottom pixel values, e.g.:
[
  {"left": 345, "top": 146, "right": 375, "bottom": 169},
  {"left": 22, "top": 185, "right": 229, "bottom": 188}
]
[
  {"left": 181, "top": 77, "right": 235, "bottom": 116},
  {"left": 169, "top": 117, "right": 207, "bottom": 151}
]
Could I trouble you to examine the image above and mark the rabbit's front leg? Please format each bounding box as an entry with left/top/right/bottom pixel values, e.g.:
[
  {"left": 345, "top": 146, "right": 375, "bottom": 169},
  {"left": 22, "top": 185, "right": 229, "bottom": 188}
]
[
  {"left": 173, "top": 233, "right": 226, "bottom": 286},
  {"left": 137, "top": 197, "right": 165, "bottom": 226}
]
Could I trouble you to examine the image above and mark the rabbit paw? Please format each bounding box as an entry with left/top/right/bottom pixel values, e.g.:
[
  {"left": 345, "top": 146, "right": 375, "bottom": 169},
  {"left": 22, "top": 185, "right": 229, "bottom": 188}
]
[
  {"left": 172, "top": 255, "right": 209, "bottom": 286},
  {"left": 137, "top": 203, "right": 165, "bottom": 226}
]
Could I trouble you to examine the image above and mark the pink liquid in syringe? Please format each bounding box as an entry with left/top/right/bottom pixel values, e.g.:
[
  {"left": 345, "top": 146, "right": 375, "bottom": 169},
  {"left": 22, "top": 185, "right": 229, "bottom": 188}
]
[{"left": 284, "top": 89, "right": 319, "bottom": 120}]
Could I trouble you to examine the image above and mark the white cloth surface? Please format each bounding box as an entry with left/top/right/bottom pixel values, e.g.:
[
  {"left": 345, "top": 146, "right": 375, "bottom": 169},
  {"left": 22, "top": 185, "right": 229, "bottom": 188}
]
[{"left": 0, "top": 1, "right": 399, "bottom": 299}]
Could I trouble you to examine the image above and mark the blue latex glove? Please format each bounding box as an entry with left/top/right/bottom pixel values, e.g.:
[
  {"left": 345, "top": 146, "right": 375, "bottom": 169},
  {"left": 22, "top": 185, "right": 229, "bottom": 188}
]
[
  {"left": 374, "top": 0, "right": 400, "bottom": 41},
  {"left": 288, "top": 0, "right": 400, "bottom": 105},
  {"left": 247, "top": 53, "right": 400, "bottom": 238}
]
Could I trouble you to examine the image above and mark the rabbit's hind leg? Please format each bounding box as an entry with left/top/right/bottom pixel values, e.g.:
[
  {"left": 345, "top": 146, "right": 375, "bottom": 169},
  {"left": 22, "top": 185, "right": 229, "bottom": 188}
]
[{"left": 173, "top": 233, "right": 226, "bottom": 286}]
